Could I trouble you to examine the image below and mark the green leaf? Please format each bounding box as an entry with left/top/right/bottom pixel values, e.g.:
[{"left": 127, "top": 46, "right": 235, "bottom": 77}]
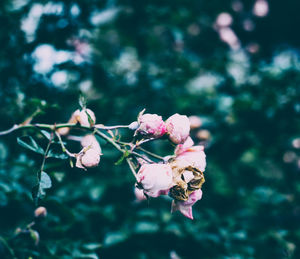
[
  {"left": 17, "top": 136, "right": 44, "bottom": 155},
  {"left": 103, "top": 232, "right": 128, "bottom": 247},
  {"left": 39, "top": 130, "right": 51, "bottom": 140},
  {"left": 53, "top": 172, "right": 65, "bottom": 182},
  {"left": 79, "top": 94, "right": 87, "bottom": 109},
  {"left": 114, "top": 150, "right": 130, "bottom": 165},
  {"left": 29, "top": 229, "right": 40, "bottom": 245},
  {"left": 40, "top": 171, "right": 52, "bottom": 190},
  {"left": 85, "top": 110, "right": 95, "bottom": 125},
  {"left": 32, "top": 171, "right": 52, "bottom": 201},
  {"left": 82, "top": 243, "right": 102, "bottom": 251}
]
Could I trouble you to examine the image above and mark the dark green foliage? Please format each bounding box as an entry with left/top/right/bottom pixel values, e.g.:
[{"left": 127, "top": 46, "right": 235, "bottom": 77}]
[{"left": 0, "top": 0, "right": 299, "bottom": 258}]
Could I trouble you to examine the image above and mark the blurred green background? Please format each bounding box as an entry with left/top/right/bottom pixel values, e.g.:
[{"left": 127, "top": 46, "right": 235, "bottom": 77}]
[{"left": 0, "top": 0, "right": 300, "bottom": 258}]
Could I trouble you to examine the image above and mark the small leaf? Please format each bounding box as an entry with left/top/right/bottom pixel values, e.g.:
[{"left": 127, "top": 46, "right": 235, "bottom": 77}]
[
  {"left": 114, "top": 150, "right": 130, "bottom": 165},
  {"left": 79, "top": 94, "right": 87, "bottom": 109},
  {"left": 32, "top": 172, "right": 52, "bottom": 201},
  {"left": 82, "top": 243, "right": 102, "bottom": 251},
  {"left": 104, "top": 232, "right": 127, "bottom": 247},
  {"left": 29, "top": 229, "right": 40, "bottom": 245},
  {"left": 85, "top": 110, "right": 95, "bottom": 126},
  {"left": 40, "top": 130, "right": 51, "bottom": 140},
  {"left": 17, "top": 136, "right": 44, "bottom": 154},
  {"left": 40, "top": 171, "right": 52, "bottom": 190},
  {"left": 53, "top": 172, "right": 65, "bottom": 182}
]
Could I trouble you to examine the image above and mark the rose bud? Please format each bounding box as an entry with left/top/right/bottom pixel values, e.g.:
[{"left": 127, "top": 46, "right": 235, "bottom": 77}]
[
  {"left": 166, "top": 114, "right": 190, "bottom": 144},
  {"left": 76, "top": 149, "right": 101, "bottom": 170},
  {"left": 137, "top": 113, "right": 167, "bottom": 138},
  {"left": 188, "top": 116, "right": 202, "bottom": 130},
  {"left": 57, "top": 108, "right": 96, "bottom": 136},
  {"left": 34, "top": 206, "right": 47, "bottom": 218},
  {"left": 171, "top": 189, "right": 202, "bottom": 220},
  {"left": 136, "top": 163, "right": 174, "bottom": 198},
  {"left": 76, "top": 134, "right": 102, "bottom": 170},
  {"left": 80, "top": 134, "right": 101, "bottom": 154},
  {"left": 72, "top": 108, "right": 96, "bottom": 127}
]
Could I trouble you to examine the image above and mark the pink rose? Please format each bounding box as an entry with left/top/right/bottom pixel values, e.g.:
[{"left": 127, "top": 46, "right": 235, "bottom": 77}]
[
  {"left": 136, "top": 163, "right": 173, "bottom": 197},
  {"left": 166, "top": 114, "right": 190, "bottom": 144},
  {"left": 171, "top": 189, "right": 202, "bottom": 219},
  {"left": 175, "top": 137, "right": 206, "bottom": 172},
  {"left": 137, "top": 113, "right": 167, "bottom": 138}
]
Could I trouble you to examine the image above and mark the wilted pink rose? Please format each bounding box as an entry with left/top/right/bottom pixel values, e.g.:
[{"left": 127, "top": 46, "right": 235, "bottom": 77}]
[
  {"left": 166, "top": 114, "right": 190, "bottom": 144},
  {"left": 137, "top": 113, "right": 167, "bottom": 138},
  {"left": 175, "top": 137, "right": 206, "bottom": 172},
  {"left": 171, "top": 189, "right": 202, "bottom": 219},
  {"left": 136, "top": 163, "right": 173, "bottom": 197}
]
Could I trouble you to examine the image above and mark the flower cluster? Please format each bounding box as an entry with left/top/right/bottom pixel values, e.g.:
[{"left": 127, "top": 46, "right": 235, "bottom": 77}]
[
  {"left": 134, "top": 113, "right": 206, "bottom": 219},
  {"left": 135, "top": 112, "right": 191, "bottom": 144}
]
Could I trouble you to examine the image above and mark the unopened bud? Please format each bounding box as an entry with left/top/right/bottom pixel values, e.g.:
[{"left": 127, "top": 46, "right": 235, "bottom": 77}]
[
  {"left": 137, "top": 114, "right": 167, "bottom": 138},
  {"left": 34, "top": 206, "right": 47, "bottom": 218},
  {"left": 129, "top": 121, "right": 139, "bottom": 130},
  {"left": 166, "top": 114, "right": 190, "bottom": 144},
  {"left": 80, "top": 149, "right": 101, "bottom": 168},
  {"left": 71, "top": 108, "right": 96, "bottom": 127}
]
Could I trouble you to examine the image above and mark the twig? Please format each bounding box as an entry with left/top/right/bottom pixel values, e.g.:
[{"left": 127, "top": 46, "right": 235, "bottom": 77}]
[
  {"left": 94, "top": 129, "right": 125, "bottom": 154},
  {"left": 137, "top": 147, "right": 165, "bottom": 161},
  {"left": 94, "top": 124, "right": 129, "bottom": 130},
  {"left": 130, "top": 137, "right": 156, "bottom": 151},
  {"left": 126, "top": 158, "right": 138, "bottom": 180},
  {"left": 0, "top": 124, "right": 18, "bottom": 136},
  {"left": 55, "top": 131, "right": 76, "bottom": 157},
  {"left": 130, "top": 151, "right": 154, "bottom": 163}
]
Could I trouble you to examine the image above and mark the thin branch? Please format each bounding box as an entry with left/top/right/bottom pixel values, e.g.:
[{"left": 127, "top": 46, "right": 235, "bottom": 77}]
[
  {"left": 94, "top": 124, "right": 129, "bottom": 130},
  {"left": 0, "top": 124, "right": 18, "bottom": 136},
  {"left": 126, "top": 158, "right": 138, "bottom": 180},
  {"left": 94, "top": 129, "right": 125, "bottom": 153},
  {"left": 137, "top": 147, "right": 165, "bottom": 161},
  {"left": 130, "top": 151, "right": 154, "bottom": 163},
  {"left": 130, "top": 137, "right": 156, "bottom": 151},
  {"left": 55, "top": 131, "right": 76, "bottom": 157}
]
